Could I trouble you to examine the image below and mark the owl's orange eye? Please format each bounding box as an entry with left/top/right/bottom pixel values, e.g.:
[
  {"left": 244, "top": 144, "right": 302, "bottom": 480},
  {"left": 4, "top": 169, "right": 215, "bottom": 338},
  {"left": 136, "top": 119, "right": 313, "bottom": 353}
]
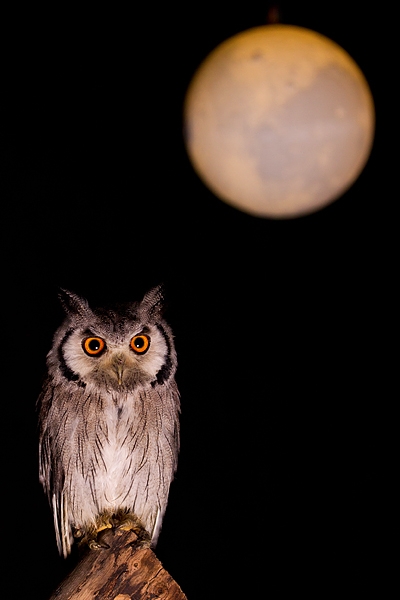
[
  {"left": 130, "top": 334, "right": 150, "bottom": 354},
  {"left": 82, "top": 337, "right": 106, "bottom": 356}
]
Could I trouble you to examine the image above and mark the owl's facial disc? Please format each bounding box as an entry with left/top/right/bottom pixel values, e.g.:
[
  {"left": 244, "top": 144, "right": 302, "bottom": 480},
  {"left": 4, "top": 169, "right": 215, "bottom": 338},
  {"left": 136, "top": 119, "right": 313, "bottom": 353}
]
[{"left": 61, "top": 326, "right": 168, "bottom": 390}]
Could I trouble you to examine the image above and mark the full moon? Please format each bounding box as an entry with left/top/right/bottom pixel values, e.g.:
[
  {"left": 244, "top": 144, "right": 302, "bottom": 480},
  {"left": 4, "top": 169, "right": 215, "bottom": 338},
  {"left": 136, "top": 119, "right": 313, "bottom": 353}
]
[{"left": 184, "top": 25, "right": 375, "bottom": 218}]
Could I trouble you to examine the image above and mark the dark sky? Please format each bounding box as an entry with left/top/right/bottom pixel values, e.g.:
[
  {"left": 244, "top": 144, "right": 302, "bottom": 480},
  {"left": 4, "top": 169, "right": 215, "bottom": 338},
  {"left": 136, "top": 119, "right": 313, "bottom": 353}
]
[{"left": 2, "top": 4, "right": 389, "bottom": 599}]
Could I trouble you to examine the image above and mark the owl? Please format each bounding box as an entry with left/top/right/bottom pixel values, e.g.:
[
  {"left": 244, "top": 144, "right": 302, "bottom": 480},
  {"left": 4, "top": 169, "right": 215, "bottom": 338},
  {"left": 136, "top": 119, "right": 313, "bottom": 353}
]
[{"left": 38, "top": 286, "right": 180, "bottom": 558}]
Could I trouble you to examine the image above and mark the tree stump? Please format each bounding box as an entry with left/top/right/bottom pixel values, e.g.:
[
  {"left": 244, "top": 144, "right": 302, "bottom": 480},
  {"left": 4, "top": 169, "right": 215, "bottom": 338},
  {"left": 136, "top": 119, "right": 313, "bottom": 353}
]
[{"left": 49, "top": 529, "right": 187, "bottom": 600}]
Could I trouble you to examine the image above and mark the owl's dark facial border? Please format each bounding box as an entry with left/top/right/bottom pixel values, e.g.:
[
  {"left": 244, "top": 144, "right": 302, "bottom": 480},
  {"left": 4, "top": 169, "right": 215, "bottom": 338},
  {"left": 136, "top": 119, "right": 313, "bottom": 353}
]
[
  {"left": 152, "top": 323, "right": 174, "bottom": 387},
  {"left": 58, "top": 328, "right": 86, "bottom": 387}
]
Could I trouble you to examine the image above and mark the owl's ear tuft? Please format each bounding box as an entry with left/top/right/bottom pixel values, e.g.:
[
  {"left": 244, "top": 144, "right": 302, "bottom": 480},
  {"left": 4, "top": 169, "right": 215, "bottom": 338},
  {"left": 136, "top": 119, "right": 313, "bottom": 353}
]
[
  {"left": 140, "top": 284, "right": 165, "bottom": 321},
  {"left": 58, "top": 289, "right": 90, "bottom": 317}
]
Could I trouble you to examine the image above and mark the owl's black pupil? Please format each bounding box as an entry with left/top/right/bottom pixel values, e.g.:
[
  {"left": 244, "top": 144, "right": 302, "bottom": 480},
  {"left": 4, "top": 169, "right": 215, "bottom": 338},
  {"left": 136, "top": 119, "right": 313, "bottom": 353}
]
[
  {"left": 134, "top": 337, "right": 145, "bottom": 348},
  {"left": 89, "top": 339, "right": 101, "bottom": 351}
]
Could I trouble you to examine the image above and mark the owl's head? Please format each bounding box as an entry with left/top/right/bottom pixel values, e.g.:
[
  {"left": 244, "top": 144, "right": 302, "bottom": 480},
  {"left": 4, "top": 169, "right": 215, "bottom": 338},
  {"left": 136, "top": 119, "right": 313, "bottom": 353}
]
[{"left": 47, "top": 286, "right": 176, "bottom": 392}]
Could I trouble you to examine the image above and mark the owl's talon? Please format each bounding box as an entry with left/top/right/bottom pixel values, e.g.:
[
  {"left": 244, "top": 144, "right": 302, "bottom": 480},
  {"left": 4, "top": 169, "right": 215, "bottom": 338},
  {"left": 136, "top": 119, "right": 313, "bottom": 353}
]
[
  {"left": 88, "top": 538, "right": 110, "bottom": 550},
  {"left": 73, "top": 528, "right": 83, "bottom": 539},
  {"left": 79, "top": 521, "right": 114, "bottom": 551}
]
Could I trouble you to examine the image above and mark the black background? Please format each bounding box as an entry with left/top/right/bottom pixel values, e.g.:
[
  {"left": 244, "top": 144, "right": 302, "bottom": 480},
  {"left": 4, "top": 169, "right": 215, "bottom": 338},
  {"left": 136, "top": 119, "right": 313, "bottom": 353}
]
[{"left": 2, "top": 3, "right": 391, "bottom": 598}]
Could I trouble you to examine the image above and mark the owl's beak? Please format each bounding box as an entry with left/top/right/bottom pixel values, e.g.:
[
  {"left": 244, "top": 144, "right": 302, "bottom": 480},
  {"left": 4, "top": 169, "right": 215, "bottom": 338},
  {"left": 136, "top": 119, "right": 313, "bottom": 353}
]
[
  {"left": 112, "top": 355, "right": 125, "bottom": 385},
  {"left": 116, "top": 365, "right": 124, "bottom": 386}
]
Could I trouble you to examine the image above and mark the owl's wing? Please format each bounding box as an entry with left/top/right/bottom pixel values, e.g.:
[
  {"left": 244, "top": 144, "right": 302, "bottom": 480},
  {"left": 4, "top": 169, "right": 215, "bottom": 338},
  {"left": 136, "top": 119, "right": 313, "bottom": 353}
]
[
  {"left": 38, "top": 380, "right": 73, "bottom": 558},
  {"left": 150, "top": 381, "right": 181, "bottom": 546}
]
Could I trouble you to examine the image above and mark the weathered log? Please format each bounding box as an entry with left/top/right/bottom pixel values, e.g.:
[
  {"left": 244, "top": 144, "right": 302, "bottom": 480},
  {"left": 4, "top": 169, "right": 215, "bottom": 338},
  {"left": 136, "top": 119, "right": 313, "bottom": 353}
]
[{"left": 49, "top": 529, "right": 187, "bottom": 600}]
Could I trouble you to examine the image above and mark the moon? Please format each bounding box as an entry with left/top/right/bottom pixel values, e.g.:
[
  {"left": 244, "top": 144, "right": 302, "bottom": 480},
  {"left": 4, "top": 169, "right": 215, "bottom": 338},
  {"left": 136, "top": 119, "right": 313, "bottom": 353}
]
[{"left": 184, "top": 25, "right": 375, "bottom": 218}]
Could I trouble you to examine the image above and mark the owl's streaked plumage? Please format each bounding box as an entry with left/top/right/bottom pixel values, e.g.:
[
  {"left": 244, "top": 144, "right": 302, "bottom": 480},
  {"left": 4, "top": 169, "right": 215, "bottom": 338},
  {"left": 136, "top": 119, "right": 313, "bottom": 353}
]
[{"left": 38, "top": 286, "right": 180, "bottom": 557}]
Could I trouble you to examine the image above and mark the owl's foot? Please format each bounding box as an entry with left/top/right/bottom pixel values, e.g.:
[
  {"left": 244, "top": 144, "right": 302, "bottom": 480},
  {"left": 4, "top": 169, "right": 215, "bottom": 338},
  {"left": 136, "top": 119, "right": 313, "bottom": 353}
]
[
  {"left": 87, "top": 532, "right": 111, "bottom": 550},
  {"left": 74, "top": 515, "right": 114, "bottom": 550},
  {"left": 74, "top": 510, "right": 151, "bottom": 551},
  {"left": 113, "top": 511, "right": 151, "bottom": 548},
  {"left": 75, "top": 529, "right": 113, "bottom": 550}
]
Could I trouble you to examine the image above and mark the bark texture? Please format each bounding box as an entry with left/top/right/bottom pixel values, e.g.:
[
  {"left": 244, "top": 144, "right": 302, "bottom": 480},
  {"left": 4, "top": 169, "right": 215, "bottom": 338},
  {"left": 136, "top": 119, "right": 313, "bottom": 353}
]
[{"left": 49, "top": 529, "right": 187, "bottom": 600}]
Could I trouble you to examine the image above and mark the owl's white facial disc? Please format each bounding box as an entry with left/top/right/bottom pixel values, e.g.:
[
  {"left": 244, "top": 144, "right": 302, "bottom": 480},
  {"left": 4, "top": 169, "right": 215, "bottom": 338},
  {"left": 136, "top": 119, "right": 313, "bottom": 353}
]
[{"left": 59, "top": 324, "right": 170, "bottom": 390}]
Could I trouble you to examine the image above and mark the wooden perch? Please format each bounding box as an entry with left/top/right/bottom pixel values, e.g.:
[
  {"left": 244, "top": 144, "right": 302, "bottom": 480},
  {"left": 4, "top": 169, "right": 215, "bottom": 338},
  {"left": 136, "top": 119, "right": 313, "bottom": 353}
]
[{"left": 49, "top": 529, "right": 187, "bottom": 600}]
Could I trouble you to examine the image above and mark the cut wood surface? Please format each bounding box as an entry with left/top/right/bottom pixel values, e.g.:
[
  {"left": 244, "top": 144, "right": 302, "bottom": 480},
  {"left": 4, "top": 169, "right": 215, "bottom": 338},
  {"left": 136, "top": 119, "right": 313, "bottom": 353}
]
[{"left": 49, "top": 529, "right": 187, "bottom": 600}]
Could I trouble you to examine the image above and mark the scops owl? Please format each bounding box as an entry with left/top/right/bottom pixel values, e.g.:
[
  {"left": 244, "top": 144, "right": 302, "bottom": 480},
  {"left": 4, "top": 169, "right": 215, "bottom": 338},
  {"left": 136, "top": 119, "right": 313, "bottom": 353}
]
[{"left": 38, "top": 286, "right": 180, "bottom": 558}]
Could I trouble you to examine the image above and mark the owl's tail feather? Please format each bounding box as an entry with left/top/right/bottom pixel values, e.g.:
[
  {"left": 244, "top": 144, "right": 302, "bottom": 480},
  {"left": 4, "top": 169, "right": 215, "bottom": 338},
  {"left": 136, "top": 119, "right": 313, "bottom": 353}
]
[{"left": 53, "top": 492, "right": 72, "bottom": 558}]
